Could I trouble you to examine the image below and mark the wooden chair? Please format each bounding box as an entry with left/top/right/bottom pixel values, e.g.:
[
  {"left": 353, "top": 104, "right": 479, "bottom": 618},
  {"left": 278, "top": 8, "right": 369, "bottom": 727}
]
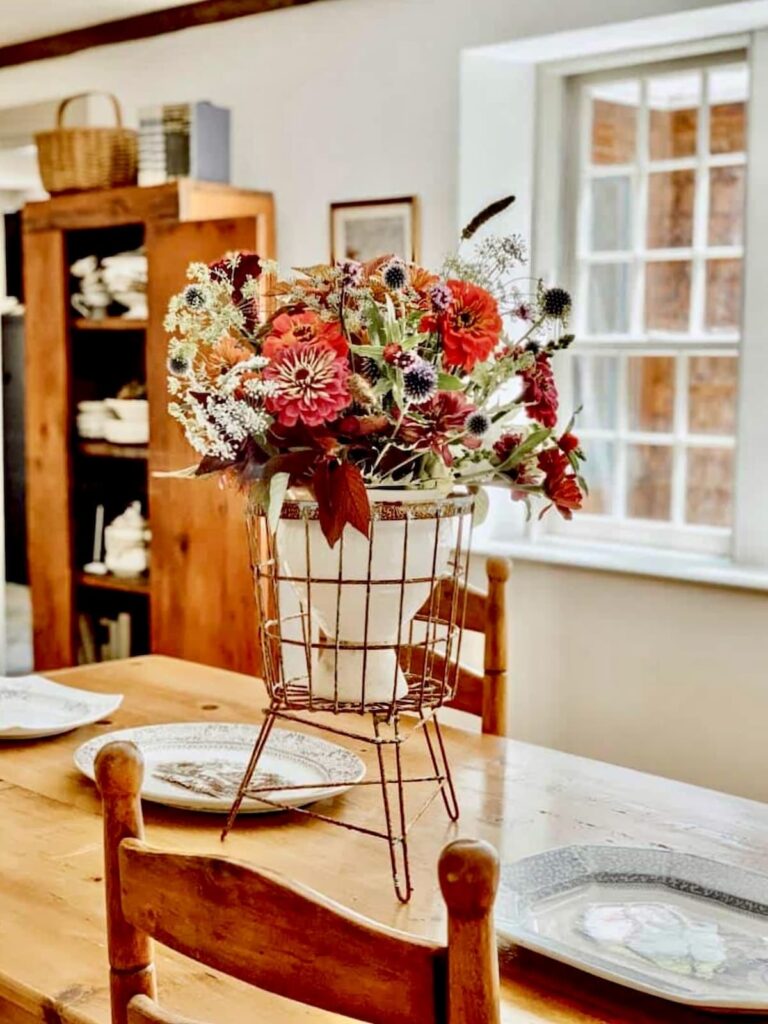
[
  {"left": 95, "top": 741, "right": 501, "bottom": 1024},
  {"left": 412, "top": 556, "right": 510, "bottom": 736}
]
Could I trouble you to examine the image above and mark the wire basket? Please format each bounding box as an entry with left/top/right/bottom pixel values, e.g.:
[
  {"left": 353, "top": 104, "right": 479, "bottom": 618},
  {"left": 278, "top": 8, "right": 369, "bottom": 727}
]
[
  {"left": 247, "top": 491, "right": 475, "bottom": 717},
  {"left": 225, "top": 490, "right": 476, "bottom": 901}
]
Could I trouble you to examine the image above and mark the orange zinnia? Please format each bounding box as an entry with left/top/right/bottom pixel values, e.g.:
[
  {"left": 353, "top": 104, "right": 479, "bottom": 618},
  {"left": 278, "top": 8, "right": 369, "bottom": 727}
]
[
  {"left": 421, "top": 279, "right": 502, "bottom": 372},
  {"left": 262, "top": 310, "right": 348, "bottom": 360}
]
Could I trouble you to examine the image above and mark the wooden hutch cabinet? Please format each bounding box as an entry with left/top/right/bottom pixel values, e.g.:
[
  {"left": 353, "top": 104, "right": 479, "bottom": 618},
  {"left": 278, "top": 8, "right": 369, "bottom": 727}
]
[{"left": 22, "top": 180, "right": 275, "bottom": 673}]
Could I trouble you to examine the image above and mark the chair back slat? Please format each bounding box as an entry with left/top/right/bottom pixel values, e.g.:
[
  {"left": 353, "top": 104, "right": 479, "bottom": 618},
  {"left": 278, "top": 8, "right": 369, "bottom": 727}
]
[
  {"left": 118, "top": 840, "right": 443, "bottom": 1024},
  {"left": 417, "top": 576, "right": 486, "bottom": 633},
  {"left": 410, "top": 557, "right": 510, "bottom": 734}
]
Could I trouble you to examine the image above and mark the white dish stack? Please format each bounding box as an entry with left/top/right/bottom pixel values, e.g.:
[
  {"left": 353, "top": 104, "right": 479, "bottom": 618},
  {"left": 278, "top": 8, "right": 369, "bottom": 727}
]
[{"left": 76, "top": 398, "right": 149, "bottom": 444}]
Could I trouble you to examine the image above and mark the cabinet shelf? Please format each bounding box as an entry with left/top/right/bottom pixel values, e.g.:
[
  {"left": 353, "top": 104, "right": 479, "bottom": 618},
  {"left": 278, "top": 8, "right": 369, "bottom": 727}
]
[
  {"left": 77, "top": 440, "right": 148, "bottom": 460},
  {"left": 78, "top": 572, "right": 150, "bottom": 596},
  {"left": 71, "top": 317, "right": 148, "bottom": 331}
]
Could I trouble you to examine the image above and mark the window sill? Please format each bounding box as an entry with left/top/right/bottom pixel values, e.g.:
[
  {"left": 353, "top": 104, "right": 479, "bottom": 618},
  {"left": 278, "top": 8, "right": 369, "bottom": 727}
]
[{"left": 471, "top": 535, "right": 768, "bottom": 593}]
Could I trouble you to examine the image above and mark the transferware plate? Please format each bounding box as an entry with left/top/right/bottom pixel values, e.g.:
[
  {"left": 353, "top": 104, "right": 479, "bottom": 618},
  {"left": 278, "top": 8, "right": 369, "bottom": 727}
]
[
  {"left": 496, "top": 845, "right": 768, "bottom": 1012},
  {"left": 74, "top": 722, "right": 366, "bottom": 813},
  {"left": 0, "top": 675, "right": 123, "bottom": 739}
]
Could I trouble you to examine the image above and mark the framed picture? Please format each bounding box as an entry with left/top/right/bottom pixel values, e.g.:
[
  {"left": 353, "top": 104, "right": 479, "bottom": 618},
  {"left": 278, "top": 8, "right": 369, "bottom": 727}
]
[{"left": 330, "top": 196, "right": 419, "bottom": 263}]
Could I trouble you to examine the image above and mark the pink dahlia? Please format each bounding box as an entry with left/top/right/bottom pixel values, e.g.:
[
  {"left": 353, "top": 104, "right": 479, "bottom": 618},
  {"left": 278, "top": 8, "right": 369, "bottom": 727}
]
[
  {"left": 264, "top": 339, "right": 351, "bottom": 428},
  {"left": 519, "top": 352, "right": 559, "bottom": 428}
]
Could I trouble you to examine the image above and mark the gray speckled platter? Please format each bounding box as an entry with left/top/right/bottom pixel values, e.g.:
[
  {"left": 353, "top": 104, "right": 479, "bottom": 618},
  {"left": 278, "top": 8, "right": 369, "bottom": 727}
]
[
  {"left": 497, "top": 845, "right": 768, "bottom": 1012},
  {"left": 75, "top": 723, "right": 365, "bottom": 814}
]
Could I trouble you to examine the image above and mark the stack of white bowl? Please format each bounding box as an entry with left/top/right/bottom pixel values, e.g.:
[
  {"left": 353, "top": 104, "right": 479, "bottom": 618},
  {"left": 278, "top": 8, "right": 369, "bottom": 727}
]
[
  {"left": 101, "top": 249, "right": 148, "bottom": 320},
  {"left": 76, "top": 399, "right": 149, "bottom": 444},
  {"left": 104, "top": 399, "right": 149, "bottom": 444},
  {"left": 76, "top": 400, "right": 108, "bottom": 439}
]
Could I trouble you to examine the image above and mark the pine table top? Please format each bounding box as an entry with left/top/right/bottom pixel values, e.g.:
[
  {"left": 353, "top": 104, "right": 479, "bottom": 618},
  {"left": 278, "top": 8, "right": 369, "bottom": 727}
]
[{"left": 2, "top": 655, "right": 768, "bottom": 1024}]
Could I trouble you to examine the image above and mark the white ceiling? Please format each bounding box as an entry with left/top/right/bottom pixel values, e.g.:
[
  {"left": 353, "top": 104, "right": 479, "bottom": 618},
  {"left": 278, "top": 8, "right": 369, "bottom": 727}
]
[{"left": 0, "top": 0, "right": 194, "bottom": 47}]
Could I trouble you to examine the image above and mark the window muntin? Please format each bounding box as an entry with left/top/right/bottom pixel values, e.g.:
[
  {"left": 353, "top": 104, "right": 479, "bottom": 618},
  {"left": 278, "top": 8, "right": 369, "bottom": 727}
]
[{"left": 568, "top": 60, "right": 748, "bottom": 551}]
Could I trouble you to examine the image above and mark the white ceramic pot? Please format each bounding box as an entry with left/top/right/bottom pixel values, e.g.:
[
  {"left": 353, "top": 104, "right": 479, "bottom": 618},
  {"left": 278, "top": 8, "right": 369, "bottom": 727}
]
[{"left": 276, "top": 490, "right": 459, "bottom": 706}]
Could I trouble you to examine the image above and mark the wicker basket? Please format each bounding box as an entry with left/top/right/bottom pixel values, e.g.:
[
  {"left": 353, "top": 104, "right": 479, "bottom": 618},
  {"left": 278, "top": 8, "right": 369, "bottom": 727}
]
[{"left": 35, "top": 92, "right": 138, "bottom": 194}]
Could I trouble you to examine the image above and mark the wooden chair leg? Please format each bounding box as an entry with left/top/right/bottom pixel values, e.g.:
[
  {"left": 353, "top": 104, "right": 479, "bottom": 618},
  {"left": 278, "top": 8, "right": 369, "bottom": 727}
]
[
  {"left": 95, "top": 742, "right": 157, "bottom": 1024},
  {"left": 439, "top": 838, "right": 500, "bottom": 1024},
  {"left": 482, "top": 557, "right": 510, "bottom": 736}
]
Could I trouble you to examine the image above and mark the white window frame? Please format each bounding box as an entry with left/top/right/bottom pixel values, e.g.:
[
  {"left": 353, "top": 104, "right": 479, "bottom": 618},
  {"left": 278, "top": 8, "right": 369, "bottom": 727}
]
[
  {"left": 460, "top": 13, "right": 768, "bottom": 575},
  {"left": 544, "top": 51, "right": 747, "bottom": 557}
]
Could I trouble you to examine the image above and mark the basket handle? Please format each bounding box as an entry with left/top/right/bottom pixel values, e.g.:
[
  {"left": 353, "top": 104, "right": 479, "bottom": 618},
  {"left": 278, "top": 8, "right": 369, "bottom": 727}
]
[{"left": 56, "top": 92, "right": 123, "bottom": 128}]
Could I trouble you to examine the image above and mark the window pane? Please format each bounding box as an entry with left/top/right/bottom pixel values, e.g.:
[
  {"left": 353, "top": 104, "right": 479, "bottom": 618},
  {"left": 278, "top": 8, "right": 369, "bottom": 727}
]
[
  {"left": 708, "top": 166, "right": 745, "bottom": 246},
  {"left": 709, "top": 66, "right": 749, "bottom": 155},
  {"left": 591, "top": 176, "right": 632, "bottom": 251},
  {"left": 591, "top": 82, "right": 639, "bottom": 165},
  {"left": 685, "top": 446, "right": 734, "bottom": 526},
  {"left": 581, "top": 440, "right": 615, "bottom": 515},
  {"left": 705, "top": 259, "right": 742, "bottom": 333},
  {"left": 573, "top": 355, "right": 619, "bottom": 429},
  {"left": 647, "top": 170, "right": 694, "bottom": 248},
  {"left": 648, "top": 72, "right": 700, "bottom": 160},
  {"left": 688, "top": 356, "right": 738, "bottom": 436},
  {"left": 627, "top": 444, "right": 673, "bottom": 520},
  {"left": 645, "top": 261, "right": 691, "bottom": 333},
  {"left": 587, "top": 263, "right": 630, "bottom": 334},
  {"left": 628, "top": 356, "right": 675, "bottom": 432}
]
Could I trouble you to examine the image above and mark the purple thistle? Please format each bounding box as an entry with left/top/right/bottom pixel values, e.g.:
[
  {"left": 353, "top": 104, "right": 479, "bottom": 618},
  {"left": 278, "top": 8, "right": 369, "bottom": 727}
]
[
  {"left": 465, "top": 411, "right": 491, "bottom": 438},
  {"left": 428, "top": 281, "right": 453, "bottom": 314},
  {"left": 403, "top": 359, "right": 438, "bottom": 403},
  {"left": 339, "top": 259, "right": 364, "bottom": 288},
  {"left": 382, "top": 257, "right": 408, "bottom": 291}
]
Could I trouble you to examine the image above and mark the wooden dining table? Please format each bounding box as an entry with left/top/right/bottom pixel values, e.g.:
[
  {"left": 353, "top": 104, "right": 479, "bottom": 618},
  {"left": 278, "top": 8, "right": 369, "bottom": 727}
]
[{"left": 3, "top": 654, "right": 768, "bottom": 1024}]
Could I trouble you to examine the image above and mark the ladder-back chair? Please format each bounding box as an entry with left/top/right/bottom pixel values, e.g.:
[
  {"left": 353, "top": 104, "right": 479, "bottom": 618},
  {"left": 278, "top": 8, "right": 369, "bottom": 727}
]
[
  {"left": 411, "top": 555, "right": 510, "bottom": 735},
  {"left": 96, "top": 741, "right": 501, "bottom": 1024}
]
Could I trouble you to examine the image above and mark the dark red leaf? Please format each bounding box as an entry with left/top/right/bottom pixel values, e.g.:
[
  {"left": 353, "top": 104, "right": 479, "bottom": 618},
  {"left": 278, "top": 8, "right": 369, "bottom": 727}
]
[
  {"left": 264, "top": 449, "right": 320, "bottom": 485},
  {"left": 312, "top": 460, "right": 371, "bottom": 547}
]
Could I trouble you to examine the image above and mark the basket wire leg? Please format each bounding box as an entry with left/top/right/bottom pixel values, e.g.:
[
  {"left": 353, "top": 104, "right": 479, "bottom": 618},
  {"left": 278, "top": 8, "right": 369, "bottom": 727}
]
[
  {"left": 420, "top": 712, "right": 460, "bottom": 822},
  {"left": 220, "top": 708, "right": 277, "bottom": 841},
  {"left": 373, "top": 714, "right": 412, "bottom": 903}
]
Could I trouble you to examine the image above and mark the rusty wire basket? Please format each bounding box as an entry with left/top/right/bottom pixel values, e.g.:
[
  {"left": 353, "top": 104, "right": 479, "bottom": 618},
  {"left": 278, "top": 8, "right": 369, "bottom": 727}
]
[{"left": 223, "top": 491, "right": 475, "bottom": 901}]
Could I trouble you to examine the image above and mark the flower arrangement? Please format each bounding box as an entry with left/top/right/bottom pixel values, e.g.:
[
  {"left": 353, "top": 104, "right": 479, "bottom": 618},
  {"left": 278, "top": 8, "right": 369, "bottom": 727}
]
[{"left": 164, "top": 199, "right": 586, "bottom": 545}]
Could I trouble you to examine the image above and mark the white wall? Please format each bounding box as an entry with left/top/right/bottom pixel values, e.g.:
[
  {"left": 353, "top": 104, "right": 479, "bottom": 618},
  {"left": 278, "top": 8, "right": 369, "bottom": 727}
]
[
  {"left": 1, "top": 0, "right": 765, "bottom": 795},
  {"left": 467, "top": 555, "right": 768, "bottom": 803},
  {"left": 0, "top": 0, "right": 744, "bottom": 269}
]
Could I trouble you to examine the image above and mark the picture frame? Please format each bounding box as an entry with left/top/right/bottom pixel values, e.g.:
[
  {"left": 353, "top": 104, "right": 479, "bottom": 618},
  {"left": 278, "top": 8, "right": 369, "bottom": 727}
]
[{"left": 330, "top": 196, "right": 419, "bottom": 264}]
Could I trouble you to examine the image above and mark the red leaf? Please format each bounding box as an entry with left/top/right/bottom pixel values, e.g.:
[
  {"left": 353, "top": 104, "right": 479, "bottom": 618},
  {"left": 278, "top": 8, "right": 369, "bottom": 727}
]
[
  {"left": 264, "top": 450, "right": 320, "bottom": 485},
  {"left": 312, "top": 460, "right": 371, "bottom": 547}
]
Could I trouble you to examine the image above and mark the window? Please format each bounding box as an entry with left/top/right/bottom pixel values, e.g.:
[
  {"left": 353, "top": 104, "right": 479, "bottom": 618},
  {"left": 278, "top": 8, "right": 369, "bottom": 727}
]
[{"left": 562, "top": 57, "right": 749, "bottom": 554}]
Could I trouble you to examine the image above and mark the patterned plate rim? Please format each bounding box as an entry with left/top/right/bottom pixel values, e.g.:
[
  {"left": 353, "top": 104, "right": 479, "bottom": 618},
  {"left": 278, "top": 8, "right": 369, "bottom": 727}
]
[{"left": 74, "top": 722, "right": 366, "bottom": 789}]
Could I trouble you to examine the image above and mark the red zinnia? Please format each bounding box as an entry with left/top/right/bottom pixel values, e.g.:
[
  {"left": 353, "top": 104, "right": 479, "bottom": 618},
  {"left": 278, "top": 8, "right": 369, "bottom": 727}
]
[
  {"left": 421, "top": 279, "right": 502, "bottom": 372},
  {"left": 538, "top": 448, "right": 583, "bottom": 520},
  {"left": 519, "top": 353, "right": 559, "bottom": 428},
  {"left": 493, "top": 432, "right": 524, "bottom": 464},
  {"left": 264, "top": 339, "right": 351, "bottom": 428},
  {"left": 399, "top": 391, "right": 479, "bottom": 464},
  {"left": 263, "top": 310, "right": 348, "bottom": 359}
]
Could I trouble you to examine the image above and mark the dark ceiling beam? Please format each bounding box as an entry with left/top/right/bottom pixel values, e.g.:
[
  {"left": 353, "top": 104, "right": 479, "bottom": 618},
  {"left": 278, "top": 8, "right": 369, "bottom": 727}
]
[{"left": 0, "top": 0, "right": 329, "bottom": 69}]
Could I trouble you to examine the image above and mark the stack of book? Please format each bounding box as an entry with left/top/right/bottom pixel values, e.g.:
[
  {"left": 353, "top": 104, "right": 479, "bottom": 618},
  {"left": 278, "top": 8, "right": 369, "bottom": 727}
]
[{"left": 138, "top": 101, "right": 231, "bottom": 186}]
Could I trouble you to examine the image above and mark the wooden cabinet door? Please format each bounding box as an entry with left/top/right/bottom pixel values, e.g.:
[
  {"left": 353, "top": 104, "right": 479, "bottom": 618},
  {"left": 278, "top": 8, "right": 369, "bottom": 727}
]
[
  {"left": 146, "top": 218, "right": 261, "bottom": 674},
  {"left": 23, "top": 229, "right": 74, "bottom": 668}
]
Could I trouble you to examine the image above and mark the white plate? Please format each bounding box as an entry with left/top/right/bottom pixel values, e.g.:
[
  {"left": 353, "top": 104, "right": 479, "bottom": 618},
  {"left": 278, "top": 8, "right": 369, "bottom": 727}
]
[
  {"left": 0, "top": 675, "right": 123, "bottom": 739},
  {"left": 497, "top": 845, "right": 768, "bottom": 1013},
  {"left": 74, "top": 722, "right": 366, "bottom": 814}
]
